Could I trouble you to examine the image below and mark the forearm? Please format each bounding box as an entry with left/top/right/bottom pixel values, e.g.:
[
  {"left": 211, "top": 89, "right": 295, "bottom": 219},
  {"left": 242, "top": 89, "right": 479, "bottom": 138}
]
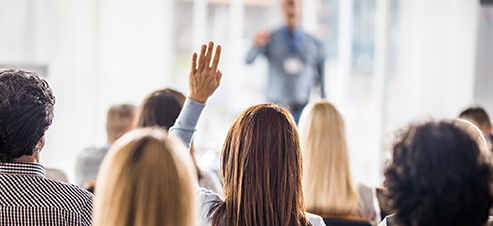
[
  {"left": 169, "top": 98, "right": 205, "bottom": 149},
  {"left": 245, "top": 46, "right": 264, "bottom": 64}
]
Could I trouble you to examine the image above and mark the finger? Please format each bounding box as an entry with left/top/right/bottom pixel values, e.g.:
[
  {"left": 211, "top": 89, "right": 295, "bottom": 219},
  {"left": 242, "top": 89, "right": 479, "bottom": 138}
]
[
  {"left": 211, "top": 45, "right": 222, "bottom": 70},
  {"left": 205, "top": 41, "right": 214, "bottom": 68},
  {"left": 197, "top": 44, "right": 207, "bottom": 71},
  {"left": 191, "top": 52, "right": 198, "bottom": 73}
]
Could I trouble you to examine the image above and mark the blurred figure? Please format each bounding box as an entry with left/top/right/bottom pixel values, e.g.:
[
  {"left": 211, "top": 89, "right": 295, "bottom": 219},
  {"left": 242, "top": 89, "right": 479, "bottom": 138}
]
[
  {"left": 0, "top": 68, "right": 93, "bottom": 225},
  {"left": 298, "top": 100, "right": 380, "bottom": 225},
  {"left": 459, "top": 106, "right": 493, "bottom": 152},
  {"left": 135, "top": 88, "right": 223, "bottom": 196},
  {"left": 136, "top": 88, "right": 186, "bottom": 130},
  {"left": 75, "top": 104, "right": 136, "bottom": 186},
  {"left": 93, "top": 128, "right": 197, "bottom": 226},
  {"left": 245, "top": 0, "right": 326, "bottom": 123},
  {"left": 379, "top": 120, "right": 493, "bottom": 226}
]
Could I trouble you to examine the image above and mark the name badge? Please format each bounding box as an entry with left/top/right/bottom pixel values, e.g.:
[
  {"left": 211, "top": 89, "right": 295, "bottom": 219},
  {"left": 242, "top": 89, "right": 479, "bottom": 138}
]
[{"left": 283, "top": 57, "right": 303, "bottom": 75}]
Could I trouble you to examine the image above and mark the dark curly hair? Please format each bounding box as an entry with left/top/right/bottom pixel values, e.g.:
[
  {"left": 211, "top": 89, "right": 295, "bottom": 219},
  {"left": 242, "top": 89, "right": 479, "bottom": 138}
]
[
  {"left": 384, "top": 120, "right": 493, "bottom": 226},
  {"left": 0, "top": 68, "right": 55, "bottom": 162}
]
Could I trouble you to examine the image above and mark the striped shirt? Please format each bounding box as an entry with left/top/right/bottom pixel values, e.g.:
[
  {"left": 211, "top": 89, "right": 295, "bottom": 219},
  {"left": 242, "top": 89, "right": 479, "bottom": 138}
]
[{"left": 0, "top": 162, "right": 94, "bottom": 225}]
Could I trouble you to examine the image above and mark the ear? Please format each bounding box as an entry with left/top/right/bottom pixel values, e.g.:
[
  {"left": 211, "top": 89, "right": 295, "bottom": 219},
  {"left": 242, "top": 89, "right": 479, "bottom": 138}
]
[{"left": 37, "top": 136, "right": 45, "bottom": 152}]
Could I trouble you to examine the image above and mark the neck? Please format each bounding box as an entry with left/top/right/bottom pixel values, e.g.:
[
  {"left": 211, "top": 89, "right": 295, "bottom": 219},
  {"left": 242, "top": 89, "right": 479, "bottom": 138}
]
[{"left": 13, "top": 155, "right": 38, "bottom": 163}]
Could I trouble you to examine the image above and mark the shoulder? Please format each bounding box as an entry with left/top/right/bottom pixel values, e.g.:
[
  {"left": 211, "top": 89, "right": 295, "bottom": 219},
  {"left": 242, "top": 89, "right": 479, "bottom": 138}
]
[
  {"left": 197, "top": 187, "right": 223, "bottom": 226},
  {"left": 301, "top": 31, "right": 322, "bottom": 43},
  {"left": 77, "top": 146, "right": 109, "bottom": 161},
  {"left": 198, "top": 187, "right": 222, "bottom": 210},
  {"left": 306, "top": 212, "right": 327, "bottom": 226},
  {"left": 44, "top": 178, "right": 94, "bottom": 201},
  {"left": 14, "top": 176, "right": 95, "bottom": 211},
  {"left": 357, "top": 182, "right": 374, "bottom": 196}
]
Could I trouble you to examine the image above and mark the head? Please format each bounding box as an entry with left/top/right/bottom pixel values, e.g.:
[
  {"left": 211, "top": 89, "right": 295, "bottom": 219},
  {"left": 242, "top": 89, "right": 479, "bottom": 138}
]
[
  {"left": 384, "top": 120, "right": 493, "bottom": 226},
  {"left": 135, "top": 88, "right": 185, "bottom": 130},
  {"left": 282, "top": 0, "right": 302, "bottom": 30},
  {"left": 93, "top": 128, "right": 197, "bottom": 226},
  {"left": 0, "top": 68, "right": 55, "bottom": 162},
  {"left": 210, "top": 104, "right": 310, "bottom": 226},
  {"left": 298, "top": 100, "right": 359, "bottom": 215},
  {"left": 459, "top": 107, "right": 492, "bottom": 135},
  {"left": 106, "top": 104, "right": 136, "bottom": 144},
  {"left": 135, "top": 88, "right": 203, "bottom": 180}
]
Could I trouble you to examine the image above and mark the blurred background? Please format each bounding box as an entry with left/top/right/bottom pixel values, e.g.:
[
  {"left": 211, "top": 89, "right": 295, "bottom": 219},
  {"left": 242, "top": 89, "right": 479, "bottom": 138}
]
[{"left": 0, "top": 0, "right": 492, "bottom": 186}]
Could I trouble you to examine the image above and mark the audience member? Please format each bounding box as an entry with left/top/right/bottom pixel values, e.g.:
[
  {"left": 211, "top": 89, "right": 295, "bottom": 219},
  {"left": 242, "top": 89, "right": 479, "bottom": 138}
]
[
  {"left": 75, "top": 103, "right": 136, "bottom": 186},
  {"left": 93, "top": 128, "right": 197, "bottom": 226},
  {"left": 298, "top": 100, "right": 380, "bottom": 225},
  {"left": 459, "top": 106, "right": 493, "bottom": 151},
  {"left": 245, "top": 0, "right": 326, "bottom": 123},
  {"left": 0, "top": 68, "right": 93, "bottom": 225},
  {"left": 379, "top": 119, "right": 493, "bottom": 226},
  {"left": 135, "top": 88, "right": 223, "bottom": 196},
  {"left": 169, "top": 42, "right": 325, "bottom": 225}
]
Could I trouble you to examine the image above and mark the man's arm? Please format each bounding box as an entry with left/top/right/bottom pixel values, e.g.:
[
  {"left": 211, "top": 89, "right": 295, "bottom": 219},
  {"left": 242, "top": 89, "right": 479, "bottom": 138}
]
[
  {"left": 169, "top": 41, "right": 222, "bottom": 148},
  {"left": 245, "top": 30, "right": 270, "bottom": 64}
]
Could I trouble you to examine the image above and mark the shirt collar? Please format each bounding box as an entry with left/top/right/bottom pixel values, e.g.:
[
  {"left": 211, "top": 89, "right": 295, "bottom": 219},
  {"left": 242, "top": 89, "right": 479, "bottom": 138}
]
[{"left": 0, "top": 162, "right": 46, "bottom": 178}]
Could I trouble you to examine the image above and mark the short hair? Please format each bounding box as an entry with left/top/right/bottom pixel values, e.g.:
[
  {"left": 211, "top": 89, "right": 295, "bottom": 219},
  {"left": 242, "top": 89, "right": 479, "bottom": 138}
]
[
  {"left": 93, "top": 128, "right": 197, "bottom": 226},
  {"left": 459, "top": 107, "right": 492, "bottom": 134},
  {"left": 106, "top": 104, "right": 136, "bottom": 141},
  {"left": 298, "top": 100, "right": 359, "bottom": 215},
  {"left": 135, "top": 88, "right": 186, "bottom": 130},
  {"left": 209, "top": 104, "right": 312, "bottom": 226},
  {"left": 0, "top": 68, "right": 55, "bottom": 162},
  {"left": 384, "top": 120, "right": 493, "bottom": 226}
]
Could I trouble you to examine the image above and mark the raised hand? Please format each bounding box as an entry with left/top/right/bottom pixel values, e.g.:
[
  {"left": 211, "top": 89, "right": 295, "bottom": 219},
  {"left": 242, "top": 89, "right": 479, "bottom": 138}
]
[
  {"left": 188, "top": 41, "right": 222, "bottom": 103},
  {"left": 254, "top": 30, "right": 270, "bottom": 48}
]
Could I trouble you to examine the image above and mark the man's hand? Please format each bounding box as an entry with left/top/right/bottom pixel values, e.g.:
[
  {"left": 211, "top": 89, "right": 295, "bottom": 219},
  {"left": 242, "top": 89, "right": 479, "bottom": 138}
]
[
  {"left": 254, "top": 30, "right": 270, "bottom": 48},
  {"left": 189, "top": 41, "right": 222, "bottom": 103}
]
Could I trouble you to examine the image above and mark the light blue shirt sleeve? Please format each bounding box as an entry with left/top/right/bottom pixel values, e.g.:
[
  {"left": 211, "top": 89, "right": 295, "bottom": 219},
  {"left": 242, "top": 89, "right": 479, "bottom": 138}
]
[
  {"left": 169, "top": 98, "right": 205, "bottom": 149},
  {"left": 245, "top": 45, "right": 266, "bottom": 64},
  {"left": 306, "top": 212, "right": 327, "bottom": 226}
]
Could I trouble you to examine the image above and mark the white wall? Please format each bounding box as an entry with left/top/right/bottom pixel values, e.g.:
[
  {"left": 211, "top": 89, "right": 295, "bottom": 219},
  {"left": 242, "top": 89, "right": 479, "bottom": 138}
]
[
  {"left": 0, "top": 0, "right": 483, "bottom": 185},
  {"left": 0, "top": 0, "right": 173, "bottom": 182}
]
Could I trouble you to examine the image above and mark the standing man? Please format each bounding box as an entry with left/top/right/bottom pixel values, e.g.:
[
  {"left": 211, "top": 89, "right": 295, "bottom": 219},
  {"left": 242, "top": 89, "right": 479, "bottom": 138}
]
[
  {"left": 246, "top": 0, "right": 326, "bottom": 123},
  {"left": 0, "top": 68, "right": 93, "bottom": 225}
]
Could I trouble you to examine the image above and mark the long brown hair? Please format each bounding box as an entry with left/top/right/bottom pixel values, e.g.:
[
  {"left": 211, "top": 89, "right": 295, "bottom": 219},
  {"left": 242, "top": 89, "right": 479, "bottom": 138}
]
[{"left": 209, "top": 104, "right": 312, "bottom": 226}]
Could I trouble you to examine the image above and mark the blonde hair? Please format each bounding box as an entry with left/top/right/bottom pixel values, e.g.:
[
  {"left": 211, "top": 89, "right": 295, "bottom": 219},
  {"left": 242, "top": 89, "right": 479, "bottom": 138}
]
[
  {"left": 93, "top": 128, "right": 197, "bottom": 226},
  {"left": 298, "top": 100, "right": 359, "bottom": 215}
]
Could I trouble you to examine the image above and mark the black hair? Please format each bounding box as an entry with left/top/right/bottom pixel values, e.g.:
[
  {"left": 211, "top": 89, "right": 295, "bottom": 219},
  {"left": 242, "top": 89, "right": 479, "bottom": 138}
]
[
  {"left": 384, "top": 121, "right": 493, "bottom": 226},
  {"left": 0, "top": 68, "right": 55, "bottom": 162}
]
